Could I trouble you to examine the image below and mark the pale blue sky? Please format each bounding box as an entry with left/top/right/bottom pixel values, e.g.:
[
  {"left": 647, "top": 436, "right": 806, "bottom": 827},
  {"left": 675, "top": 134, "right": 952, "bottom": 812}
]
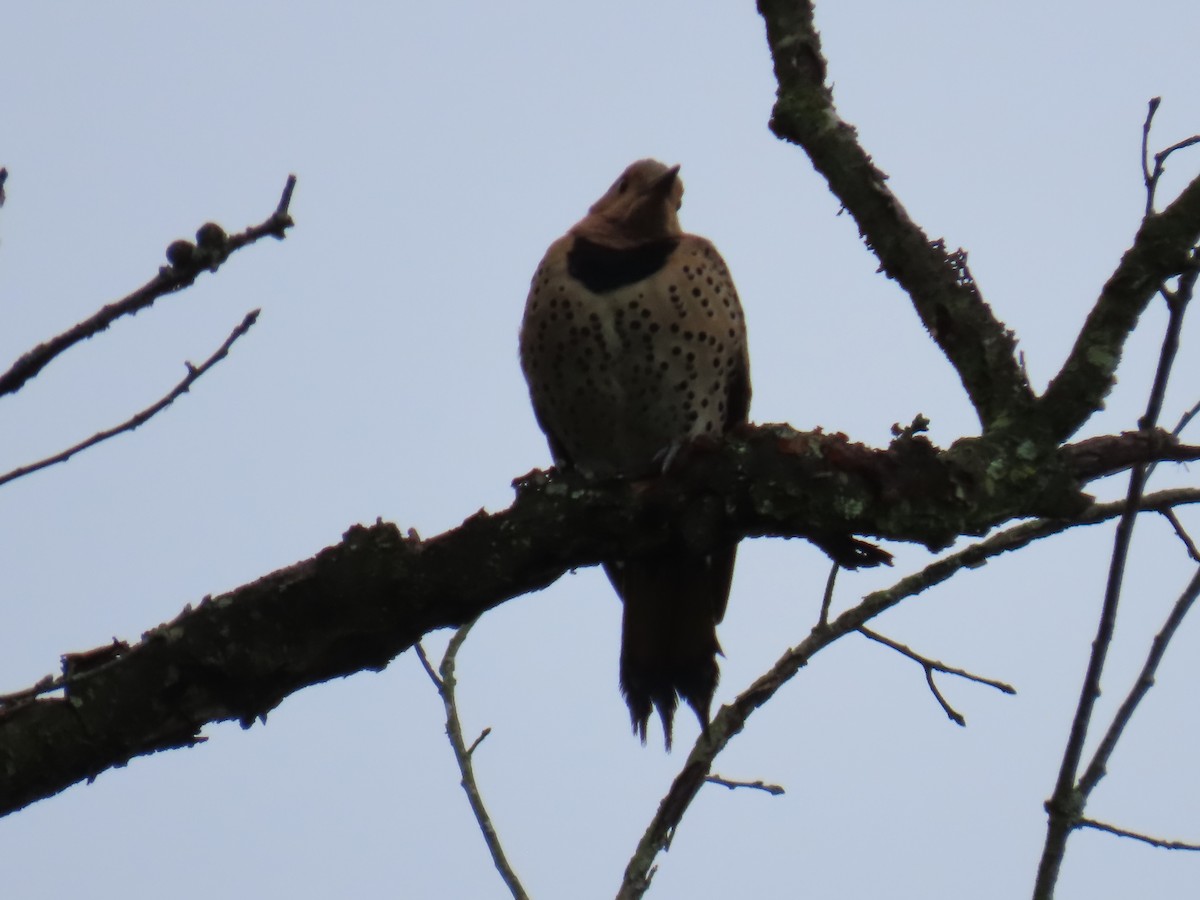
[{"left": 2, "top": 2, "right": 1200, "bottom": 897}]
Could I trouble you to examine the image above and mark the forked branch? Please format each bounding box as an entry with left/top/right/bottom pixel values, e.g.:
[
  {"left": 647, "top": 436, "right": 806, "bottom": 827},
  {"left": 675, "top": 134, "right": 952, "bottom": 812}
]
[{"left": 416, "top": 624, "right": 529, "bottom": 900}]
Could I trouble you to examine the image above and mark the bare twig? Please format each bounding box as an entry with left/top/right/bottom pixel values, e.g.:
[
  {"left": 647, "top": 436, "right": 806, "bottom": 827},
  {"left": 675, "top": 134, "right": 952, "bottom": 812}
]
[
  {"left": 1160, "top": 508, "right": 1200, "bottom": 563},
  {"left": 1077, "top": 566, "right": 1200, "bottom": 800},
  {"left": 417, "top": 621, "right": 529, "bottom": 900},
  {"left": 0, "top": 311, "right": 260, "bottom": 488},
  {"left": 923, "top": 669, "right": 964, "bottom": 725},
  {"left": 1142, "top": 271, "right": 1195, "bottom": 430},
  {"left": 1142, "top": 97, "right": 1162, "bottom": 215},
  {"left": 1150, "top": 138, "right": 1200, "bottom": 214},
  {"left": 466, "top": 727, "right": 491, "bottom": 757},
  {"left": 1158, "top": 136, "right": 1200, "bottom": 168},
  {"left": 1079, "top": 817, "right": 1200, "bottom": 851},
  {"left": 413, "top": 642, "right": 441, "bottom": 688},
  {"left": 858, "top": 628, "right": 1015, "bottom": 696},
  {"left": 1170, "top": 398, "right": 1200, "bottom": 438},
  {"left": 1033, "top": 266, "right": 1194, "bottom": 898},
  {"left": 816, "top": 560, "right": 839, "bottom": 627},
  {"left": 704, "top": 775, "right": 785, "bottom": 796},
  {"left": 0, "top": 175, "right": 295, "bottom": 399},
  {"left": 858, "top": 626, "right": 1015, "bottom": 726},
  {"left": 1142, "top": 97, "right": 1200, "bottom": 215}
]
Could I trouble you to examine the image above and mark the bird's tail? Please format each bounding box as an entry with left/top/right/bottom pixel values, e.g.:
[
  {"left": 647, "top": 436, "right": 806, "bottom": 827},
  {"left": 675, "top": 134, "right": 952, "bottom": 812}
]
[{"left": 606, "top": 546, "right": 736, "bottom": 750}]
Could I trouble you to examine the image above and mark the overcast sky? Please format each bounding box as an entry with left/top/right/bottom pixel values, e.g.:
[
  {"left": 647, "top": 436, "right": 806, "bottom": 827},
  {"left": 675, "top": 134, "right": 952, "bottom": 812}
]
[{"left": 3, "top": 2, "right": 1200, "bottom": 898}]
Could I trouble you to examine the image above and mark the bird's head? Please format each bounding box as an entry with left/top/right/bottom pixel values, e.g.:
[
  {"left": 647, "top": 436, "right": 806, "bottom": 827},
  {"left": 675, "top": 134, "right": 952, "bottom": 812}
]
[{"left": 572, "top": 159, "right": 684, "bottom": 247}]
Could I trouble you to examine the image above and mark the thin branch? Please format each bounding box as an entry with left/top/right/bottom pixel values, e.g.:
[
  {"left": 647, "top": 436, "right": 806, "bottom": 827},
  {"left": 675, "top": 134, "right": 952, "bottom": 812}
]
[
  {"left": 1076, "top": 565, "right": 1200, "bottom": 799},
  {"left": 1079, "top": 817, "right": 1200, "bottom": 851},
  {"left": 858, "top": 626, "right": 1015, "bottom": 726},
  {"left": 0, "top": 175, "right": 295, "bottom": 399},
  {"left": 466, "top": 727, "right": 491, "bottom": 757},
  {"left": 1143, "top": 94, "right": 1200, "bottom": 222},
  {"left": 418, "top": 621, "right": 529, "bottom": 900},
  {"left": 1142, "top": 97, "right": 1162, "bottom": 215},
  {"left": 1033, "top": 268, "right": 1193, "bottom": 899},
  {"left": 923, "top": 669, "right": 963, "bottom": 726},
  {"left": 1140, "top": 272, "right": 1194, "bottom": 431},
  {"left": 1160, "top": 508, "right": 1200, "bottom": 563},
  {"left": 704, "top": 775, "right": 785, "bottom": 796},
  {"left": 858, "top": 627, "right": 1015, "bottom": 696},
  {"left": 816, "top": 560, "right": 839, "bottom": 627},
  {"left": 413, "top": 642, "right": 441, "bottom": 689},
  {"left": 1158, "top": 136, "right": 1200, "bottom": 166},
  {"left": 0, "top": 310, "right": 260, "bottom": 488},
  {"left": 616, "top": 489, "right": 1200, "bottom": 899},
  {"left": 1170, "top": 397, "right": 1200, "bottom": 438}
]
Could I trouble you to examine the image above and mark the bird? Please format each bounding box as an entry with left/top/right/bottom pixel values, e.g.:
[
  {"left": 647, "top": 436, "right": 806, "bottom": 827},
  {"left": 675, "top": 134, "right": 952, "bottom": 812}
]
[{"left": 519, "top": 159, "right": 751, "bottom": 749}]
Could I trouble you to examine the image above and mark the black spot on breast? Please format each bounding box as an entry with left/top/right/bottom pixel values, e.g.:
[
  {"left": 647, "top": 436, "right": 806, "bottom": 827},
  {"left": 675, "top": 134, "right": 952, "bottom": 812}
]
[{"left": 567, "top": 236, "right": 680, "bottom": 293}]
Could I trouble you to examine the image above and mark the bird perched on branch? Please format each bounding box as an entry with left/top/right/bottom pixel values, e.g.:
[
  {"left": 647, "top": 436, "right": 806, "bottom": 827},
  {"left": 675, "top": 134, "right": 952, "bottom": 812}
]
[{"left": 519, "top": 159, "right": 751, "bottom": 749}]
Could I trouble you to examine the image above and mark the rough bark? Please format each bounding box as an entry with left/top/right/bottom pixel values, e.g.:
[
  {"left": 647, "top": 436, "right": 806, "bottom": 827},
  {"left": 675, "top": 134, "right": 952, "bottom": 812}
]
[{"left": 2, "top": 425, "right": 1195, "bottom": 816}]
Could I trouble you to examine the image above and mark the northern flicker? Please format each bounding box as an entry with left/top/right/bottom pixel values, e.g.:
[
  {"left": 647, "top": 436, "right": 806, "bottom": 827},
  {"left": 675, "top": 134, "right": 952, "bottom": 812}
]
[{"left": 519, "top": 159, "right": 751, "bottom": 749}]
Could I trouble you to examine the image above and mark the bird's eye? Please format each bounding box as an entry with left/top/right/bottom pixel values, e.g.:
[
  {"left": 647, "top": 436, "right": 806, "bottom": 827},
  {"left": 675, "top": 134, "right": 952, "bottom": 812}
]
[{"left": 616, "top": 178, "right": 629, "bottom": 194}]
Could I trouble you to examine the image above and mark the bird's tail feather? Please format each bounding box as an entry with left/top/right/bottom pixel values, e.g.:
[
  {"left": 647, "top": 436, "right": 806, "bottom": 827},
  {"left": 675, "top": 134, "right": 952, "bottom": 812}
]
[{"left": 607, "top": 546, "right": 735, "bottom": 750}]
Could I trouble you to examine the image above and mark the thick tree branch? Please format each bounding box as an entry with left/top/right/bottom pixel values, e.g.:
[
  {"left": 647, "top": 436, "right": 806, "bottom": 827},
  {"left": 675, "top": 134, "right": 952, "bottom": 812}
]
[
  {"left": 755, "top": 0, "right": 1034, "bottom": 430},
  {"left": 0, "top": 175, "right": 295, "bottom": 399},
  {"left": 1038, "top": 185, "right": 1200, "bottom": 441},
  {"left": 1061, "top": 429, "right": 1199, "bottom": 482},
  {"left": 1, "top": 424, "right": 1198, "bottom": 817}
]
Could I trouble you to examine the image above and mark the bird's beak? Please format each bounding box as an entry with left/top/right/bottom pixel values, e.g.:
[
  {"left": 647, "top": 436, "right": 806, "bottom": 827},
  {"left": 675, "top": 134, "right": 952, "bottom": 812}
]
[{"left": 649, "top": 164, "right": 681, "bottom": 195}]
